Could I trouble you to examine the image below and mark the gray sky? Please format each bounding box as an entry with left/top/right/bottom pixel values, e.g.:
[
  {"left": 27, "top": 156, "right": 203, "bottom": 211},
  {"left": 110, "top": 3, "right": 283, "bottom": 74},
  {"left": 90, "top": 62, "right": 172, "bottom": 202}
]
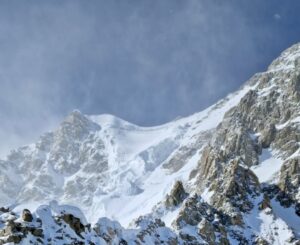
[{"left": 0, "top": 0, "right": 300, "bottom": 156}]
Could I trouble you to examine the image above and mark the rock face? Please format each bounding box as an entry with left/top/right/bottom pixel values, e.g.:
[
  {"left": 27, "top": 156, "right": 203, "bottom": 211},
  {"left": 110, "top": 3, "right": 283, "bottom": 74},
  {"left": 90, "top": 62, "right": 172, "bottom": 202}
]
[
  {"left": 278, "top": 159, "right": 300, "bottom": 199},
  {"left": 173, "top": 194, "right": 230, "bottom": 244},
  {"left": 1, "top": 43, "right": 300, "bottom": 244}
]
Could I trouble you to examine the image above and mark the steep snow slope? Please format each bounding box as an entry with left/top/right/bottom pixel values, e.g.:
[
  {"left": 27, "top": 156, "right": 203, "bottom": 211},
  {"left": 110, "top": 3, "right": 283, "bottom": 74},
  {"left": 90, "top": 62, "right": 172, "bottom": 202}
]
[
  {"left": 251, "top": 149, "right": 282, "bottom": 184},
  {"left": 0, "top": 82, "right": 256, "bottom": 226}
]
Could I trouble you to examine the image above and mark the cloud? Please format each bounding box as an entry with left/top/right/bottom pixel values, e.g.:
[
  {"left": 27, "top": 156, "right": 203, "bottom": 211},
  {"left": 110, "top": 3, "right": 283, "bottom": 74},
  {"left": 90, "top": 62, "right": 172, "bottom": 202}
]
[{"left": 274, "top": 13, "right": 281, "bottom": 20}]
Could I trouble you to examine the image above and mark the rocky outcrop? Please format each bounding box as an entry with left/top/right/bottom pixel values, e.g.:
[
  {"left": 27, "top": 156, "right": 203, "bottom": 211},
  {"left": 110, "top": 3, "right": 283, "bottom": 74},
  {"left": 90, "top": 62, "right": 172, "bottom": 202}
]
[
  {"left": 260, "top": 123, "right": 276, "bottom": 148},
  {"left": 279, "top": 159, "right": 300, "bottom": 195},
  {"left": 258, "top": 194, "right": 271, "bottom": 211},
  {"left": 199, "top": 157, "right": 260, "bottom": 213},
  {"left": 93, "top": 217, "right": 124, "bottom": 244},
  {"left": 165, "top": 181, "right": 188, "bottom": 208},
  {"left": 163, "top": 129, "right": 214, "bottom": 173},
  {"left": 273, "top": 125, "right": 300, "bottom": 158},
  {"left": 61, "top": 213, "right": 85, "bottom": 235},
  {"left": 134, "top": 217, "right": 178, "bottom": 244},
  {"left": 198, "top": 219, "right": 229, "bottom": 245},
  {"left": 173, "top": 194, "right": 230, "bottom": 244},
  {"left": 195, "top": 125, "right": 261, "bottom": 214},
  {"left": 0, "top": 207, "right": 9, "bottom": 213},
  {"left": 0, "top": 212, "right": 44, "bottom": 245},
  {"left": 274, "top": 158, "right": 300, "bottom": 210},
  {"left": 22, "top": 209, "right": 33, "bottom": 222}
]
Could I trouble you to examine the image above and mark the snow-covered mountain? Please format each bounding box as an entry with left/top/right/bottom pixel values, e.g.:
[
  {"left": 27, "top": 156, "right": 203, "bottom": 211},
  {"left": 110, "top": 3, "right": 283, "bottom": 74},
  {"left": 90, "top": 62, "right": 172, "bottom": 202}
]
[
  {"left": 0, "top": 43, "right": 300, "bottom": 244},
  {"left": 0, "top": 83, "right": 253, "bottom": 225}
]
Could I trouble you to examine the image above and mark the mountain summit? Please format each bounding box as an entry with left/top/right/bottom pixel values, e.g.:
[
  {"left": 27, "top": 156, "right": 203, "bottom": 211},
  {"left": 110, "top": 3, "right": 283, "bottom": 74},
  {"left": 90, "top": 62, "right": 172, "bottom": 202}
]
[{"left": 0, "top": 43, "right": 300, "bottom": 244}]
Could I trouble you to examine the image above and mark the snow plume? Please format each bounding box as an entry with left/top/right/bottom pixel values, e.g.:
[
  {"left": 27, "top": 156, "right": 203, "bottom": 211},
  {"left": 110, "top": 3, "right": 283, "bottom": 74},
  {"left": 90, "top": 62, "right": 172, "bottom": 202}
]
[{"left": 0, "top": 0, "right": 298, "bottom": 156}]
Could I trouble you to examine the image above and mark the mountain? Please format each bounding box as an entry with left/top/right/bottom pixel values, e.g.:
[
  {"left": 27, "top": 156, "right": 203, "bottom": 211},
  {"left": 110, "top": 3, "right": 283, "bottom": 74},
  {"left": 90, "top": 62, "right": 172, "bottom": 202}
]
[{"left": 0, "top": 43, "right": 299, "bottom": 244}]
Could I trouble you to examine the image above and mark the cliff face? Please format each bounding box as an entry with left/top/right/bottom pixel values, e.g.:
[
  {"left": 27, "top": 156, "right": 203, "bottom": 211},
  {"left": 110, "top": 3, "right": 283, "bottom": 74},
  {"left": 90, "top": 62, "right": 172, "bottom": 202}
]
[{"left": 0, "top": 43, "right": 300, "bottom": 244}]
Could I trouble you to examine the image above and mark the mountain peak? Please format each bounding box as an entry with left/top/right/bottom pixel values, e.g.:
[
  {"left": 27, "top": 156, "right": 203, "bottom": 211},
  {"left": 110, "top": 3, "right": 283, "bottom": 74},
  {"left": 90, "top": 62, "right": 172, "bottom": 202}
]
[
  {"left": 61, "top": 110, "right": 100, "bottom": 130},
  {"left": 268, "top": 42, "right": 300, "bottom": 72},
  {"left": 63, "top": 109, "right": 87, "bottom": 123}
]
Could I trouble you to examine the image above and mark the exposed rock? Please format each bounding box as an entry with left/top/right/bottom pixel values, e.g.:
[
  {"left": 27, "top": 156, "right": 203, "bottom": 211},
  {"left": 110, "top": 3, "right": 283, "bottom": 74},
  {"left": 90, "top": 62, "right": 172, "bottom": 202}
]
[
  {"left": 198, "top": 219, "right": 216, "bottom": 244},
  {"left": 0, "top": 217, "right": 44, "bottom": 244},
  {"left": 295, "top": 203, "right": 300, "bottom": 216},
  {"left": 277, "top": 158, "right": 300, "bottom": 204},
  {"left": 163, "top": 129, "right": 213, "bottom": 173},
  {"left": 165, "top": 181, "right": 188, "bottom": 208},
  {"left": 259, "top": 124, "right": 276, "bottom": 148},
  {"left": 0, "top": 220, "right": 20, "bottom": 236},
  {"left": 61, "top": 213, "right": 85, "bottom": 235},
  {"left": 255, "top": 237, "right": 270, "bottom": 245},
  {"left": 0, "top": 207, "right": 9, "bottom": 213},
  {"left": 173, "top": 194, "right": 230, "bottom": 244},
  {"left": 274, "top": 126, "right": 300, "bottom": 158},
  {"left": 22, "top": 209, "right": 33, "bottom": 222},
  {"left": 231, "top": 214, "right": 244, "bottom": 227},
  {"left": 174, "top": 194, "right": 228, "bottom": 228},
  {"left": 178, "top": 232, "right": 198, "bottom": 243},
  {"left": 258, "top": 194, "right": 271, "bottom": 210},
  {"left": 93, "top": 217, "right": 123, "bottom": 243},
  {"left": 4, "top": 234, "right": 23, "bottom": 244},
  {"left": 199, "top": 158, "right": 260, "bottom": 214},
  {"left": 133, "top": 216, "right": 179, "bottom": 244}
]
